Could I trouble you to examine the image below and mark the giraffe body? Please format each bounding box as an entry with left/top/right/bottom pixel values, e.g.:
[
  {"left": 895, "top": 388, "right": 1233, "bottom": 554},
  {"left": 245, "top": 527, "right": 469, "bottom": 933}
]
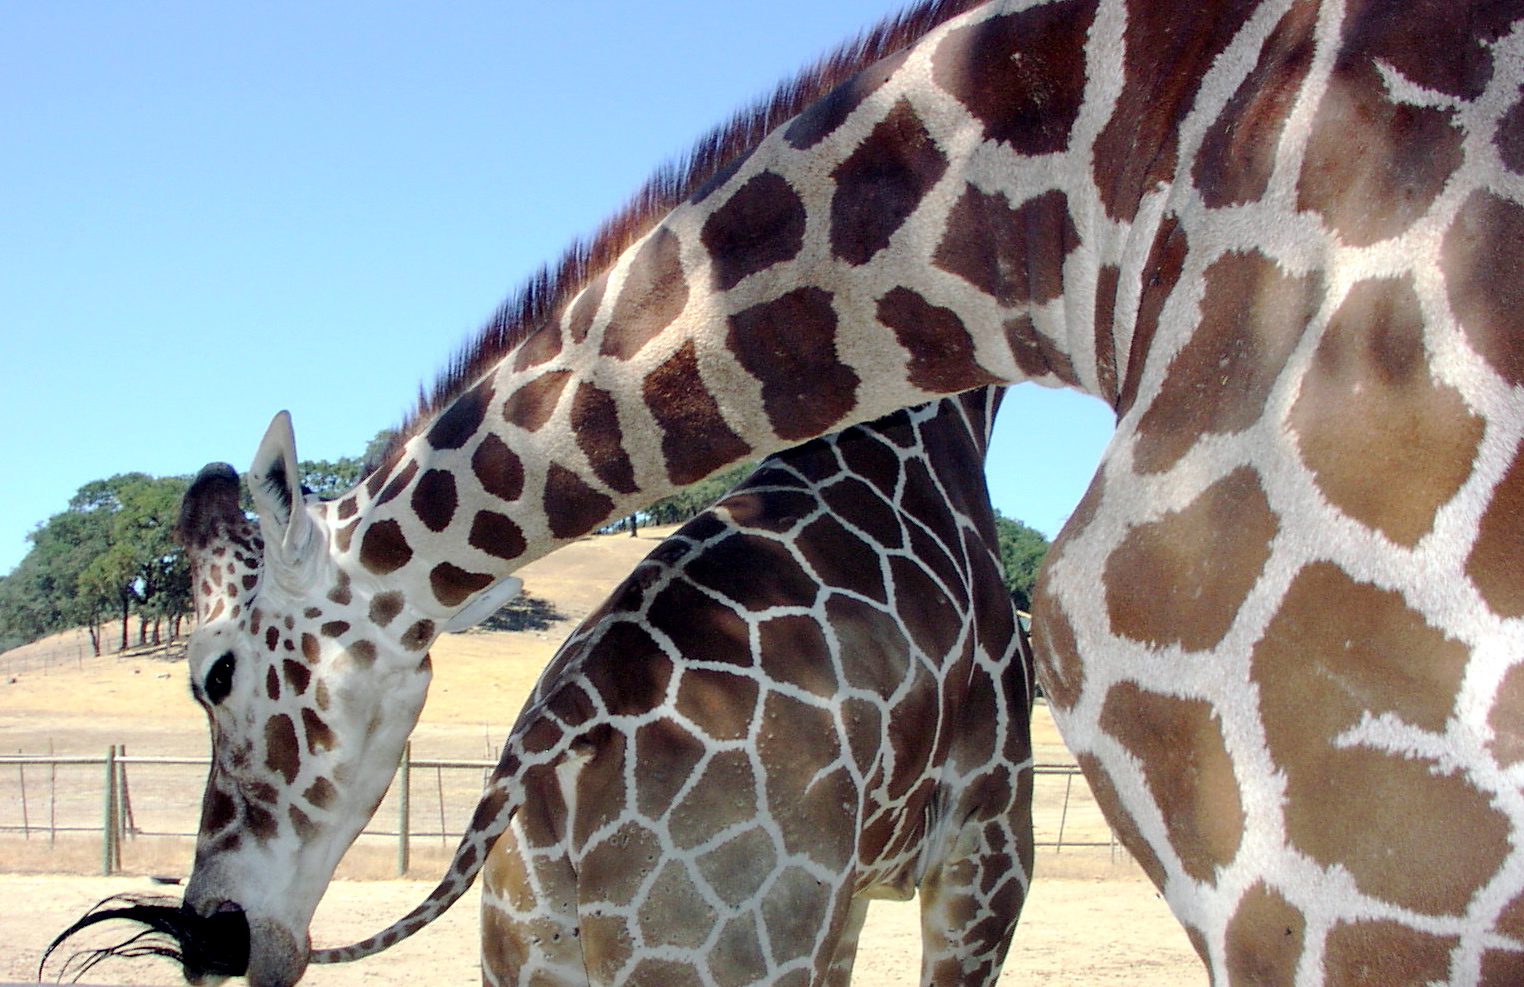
[{"left": 91, "top": 0, "right": 1524, "bottom": 983}]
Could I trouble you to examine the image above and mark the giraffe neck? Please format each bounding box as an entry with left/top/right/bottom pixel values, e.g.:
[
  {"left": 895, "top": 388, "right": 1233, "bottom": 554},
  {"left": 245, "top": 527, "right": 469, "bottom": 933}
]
[{"left": 326, "top": 0, "right": 1170, "bottom": 628}]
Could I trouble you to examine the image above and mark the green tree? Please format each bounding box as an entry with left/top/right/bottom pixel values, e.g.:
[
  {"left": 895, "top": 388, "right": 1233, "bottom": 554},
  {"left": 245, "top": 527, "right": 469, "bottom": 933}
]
[{"left": 993, "top": 513, "right": 1049, "bottom": 611}]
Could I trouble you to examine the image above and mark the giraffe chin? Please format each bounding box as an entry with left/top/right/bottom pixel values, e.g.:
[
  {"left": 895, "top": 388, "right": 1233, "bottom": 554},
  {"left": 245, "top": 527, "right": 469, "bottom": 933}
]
[{"left": 240, "top": 916, "right": 309, "bottom": 987}]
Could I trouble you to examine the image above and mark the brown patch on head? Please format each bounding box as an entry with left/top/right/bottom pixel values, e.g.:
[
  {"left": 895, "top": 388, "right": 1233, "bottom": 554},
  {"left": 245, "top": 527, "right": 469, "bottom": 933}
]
[
  {"left": 642, "top": 341, "right": 753, "bottom": 485},
  {"left": 876, "top": 286, "right": 1001, "bottom": 393},
  {"left": 298, "top": 706, "right": 332, "bottom": 752},
  {"left": 468, "top": 510, "right": 527, "bottom": 562},
  {"left": 1298, "top": 69, "right": 1463, "bottom": 246},
  {"left": 1133, "top": 250, "right": 1319, "bottom": 473},
  {"left": 282, "top": 659, "right": 311, "bottom": 695},
  {"left": 1100, "top": 682, "right": 1245, "bottom": 883},
  {"left": 600, "top": 228, "right": 689, "bottom": 361},
  {"left": 1323, "top": 920, "right": 1457, "bottom": 986},
  {"left": 302, "top": 776, "right": 335, "bottom": 810},
  {"left": 728, "top": 287, "right": 860, "bottom": 440},
  {"left": 349, "top": 640, "right": 376, "bottom": 668},
  {"left": 1105, "top": 467, "right": 1277, "bottom": 651},
  {"left": 264, "top": 715, "right": 301, "bottom": 786},
  {"left": 931, "top": 0, "right": 1095, "bottom": 155},
  {"left": 501, "top": 370, "right": 571, "bottom": 432},
  {"left": 1253, "top": 562, "right": 1503, "bottom": 915},
  {"left": 570, "top": 383, "right": 637, "bottom": 495},
  {"left": 471, "top": 433, "right": 524, "bottom": 503},
  {"left": 426, "top": 379, "right": 495, "bottom": 451},
  {"left": 430, "top": 562, "right": 494, "bottom": 608},
  {"left": 829, "top": 99, "right": 948, "bottom": 266},
  {"left": 1443, "top": 191, "right": 1524, "bottom": 387},
  {"left": 701, "top": 171, "right": 807, "bottom": 291},
  {"left": 359, "top": 519, "right": 413, "bottom": 575},
  {"left": 1292, "top": 276, "right": 1482, "bottom": 545},
  {"left": 1194, "top": 1, "right": 1317, "bottom": 207},
  {"left": 1091, "top": 0, "right": 1253, "bottom": 221},
  {"left": 368, "top": 591, "right": 404, "bottom": 627},
  {"left": 411, "top": 469, "right": 458, "bottom": 533},
  {"left": 934, "top": 187, "right": 1079, "bottom": 308},
  {"left": 543, "top": 463, "right": 616, "bottom": 539},
  {"left": 1225, "top": 882, "right": 1305, "bottom": 986}
]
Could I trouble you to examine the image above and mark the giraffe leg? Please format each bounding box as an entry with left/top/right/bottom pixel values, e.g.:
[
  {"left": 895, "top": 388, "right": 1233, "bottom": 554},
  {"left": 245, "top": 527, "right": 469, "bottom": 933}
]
[
  {"left": 480, "top": 813, "right": 587, "bottom": 987},
  {"left": 823, "top": 897, "right": 871, "bottom": 987}
]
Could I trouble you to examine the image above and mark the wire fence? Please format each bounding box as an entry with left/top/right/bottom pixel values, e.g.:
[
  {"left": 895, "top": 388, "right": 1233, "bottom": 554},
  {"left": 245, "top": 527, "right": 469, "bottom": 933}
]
[{"left": 0, "top": 751, "right": 1120, "bottom": 876}]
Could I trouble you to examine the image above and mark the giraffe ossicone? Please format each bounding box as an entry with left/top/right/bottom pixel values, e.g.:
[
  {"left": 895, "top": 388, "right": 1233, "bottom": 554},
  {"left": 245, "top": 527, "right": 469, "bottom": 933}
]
[{"left": 51, "top": 0, "right": 1524, "bottom": 982}]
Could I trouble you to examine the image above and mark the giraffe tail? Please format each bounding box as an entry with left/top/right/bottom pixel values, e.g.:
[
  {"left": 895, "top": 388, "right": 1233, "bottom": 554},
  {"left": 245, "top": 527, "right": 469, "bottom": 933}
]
[{"left": 306, "top": 770, "right": 523, "bottom": 965}]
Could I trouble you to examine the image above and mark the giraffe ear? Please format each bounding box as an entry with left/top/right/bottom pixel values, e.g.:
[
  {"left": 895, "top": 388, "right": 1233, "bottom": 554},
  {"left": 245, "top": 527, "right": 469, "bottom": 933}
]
[
  {"left": 439, "top": 577, "right": 523, "bottom": 634},
  {"left": 249, "top": 410, "right": 317, "bottom": 570}
]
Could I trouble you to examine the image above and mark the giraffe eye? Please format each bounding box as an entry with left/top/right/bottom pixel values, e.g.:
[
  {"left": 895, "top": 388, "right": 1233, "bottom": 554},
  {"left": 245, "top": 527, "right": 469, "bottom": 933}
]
[{"left": 205, "top": 651, "right": 237, "bottom": 705}]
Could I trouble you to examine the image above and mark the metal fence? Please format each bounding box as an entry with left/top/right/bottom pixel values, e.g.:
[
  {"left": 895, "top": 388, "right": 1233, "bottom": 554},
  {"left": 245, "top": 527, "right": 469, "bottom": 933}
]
[{"left": 0, "top": 751, "right": 1119, "bottom": 876}]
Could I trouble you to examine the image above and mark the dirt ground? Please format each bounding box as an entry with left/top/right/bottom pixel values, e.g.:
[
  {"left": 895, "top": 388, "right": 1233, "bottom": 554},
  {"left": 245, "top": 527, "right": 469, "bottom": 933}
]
[{"left": 1, "top": 527, "right": 1206, "bottom": 985}]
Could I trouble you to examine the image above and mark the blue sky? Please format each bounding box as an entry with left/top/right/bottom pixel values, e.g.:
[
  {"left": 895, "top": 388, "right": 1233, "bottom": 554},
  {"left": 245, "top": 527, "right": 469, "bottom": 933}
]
[{"left": 1, "top": 1, "right": 1114, "bottom": 577}]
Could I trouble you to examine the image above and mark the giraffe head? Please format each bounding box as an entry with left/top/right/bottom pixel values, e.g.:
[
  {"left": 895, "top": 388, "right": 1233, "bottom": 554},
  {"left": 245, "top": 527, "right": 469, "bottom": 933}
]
[{"left": 169, "top": 412, "right": 519, "bottom": 986}]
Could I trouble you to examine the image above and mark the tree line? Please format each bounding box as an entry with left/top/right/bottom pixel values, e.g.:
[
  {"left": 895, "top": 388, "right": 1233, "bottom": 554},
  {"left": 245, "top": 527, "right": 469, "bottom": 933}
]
[{"left": 0, "top": 444, "right": 1047, "bottom": 654}]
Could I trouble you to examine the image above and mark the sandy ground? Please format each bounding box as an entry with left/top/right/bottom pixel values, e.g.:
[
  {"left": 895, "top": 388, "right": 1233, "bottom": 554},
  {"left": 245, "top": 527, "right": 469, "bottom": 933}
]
[{"left": 1, "top": 528, "right": 1205, "bottom": 985}]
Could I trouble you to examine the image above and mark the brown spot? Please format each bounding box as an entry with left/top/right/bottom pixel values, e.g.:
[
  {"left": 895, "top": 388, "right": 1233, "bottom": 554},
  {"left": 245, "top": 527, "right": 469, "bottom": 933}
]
[
  {"left": 931, "top": 0, "right": 1095, "bottom": 155},
  {"left": 785, "top": 47, "right": 909, "bottom": 150},
  {"left": 685, "top": 533, "right": 820, "bottom": 614},
  {"left": 400, "top": 620, "right": 434, "bottom": 651},
  {"left": 728, "top": 287, "right": 859, "bottom": 440},
  {"left": 411, "top": 469, "right": 458, "bottom": 533},
  {"left": 265, "top": 666, "right": 280, "bottom": 701},
  {"left": 1497, "top": 97, "right": 1524, "bottom": 174},
  {"left": 1091, "top": 0, "right": 1253, "bottom": 222},
  {"left": 1133, "top": 250, "right": 1320, "bottom": 474},
  {"left": 701, "top": 171, "right": 806, "bottom": 291},
  {"left": 757, "top": 695, "right": 853, "bottom": 871},
  {"left": 288, "top": 806, "right": 319, "bottom": 843},
  {"left": 510, "top": 318, "right": 562, "bottom": 372},
  {"left": 1093, "top": 265, "right": 1120, "bottom": 404},
  {"left": 1482, "top": 949, "right": 1524, "bottom": 984},
  {"left": 1004, "top": 313, "right": 1080, "bottom": 386},
  {"left": 335, "top": 497, "right": 357, "bottom": 520},
  {"left": 1298, "top": 67, "right": 1463, "bottom": 245},
  {"left": 642, "top": 341, "right": 753, "bottom": 485},
  {"left": 1338, "top": 0, "right": 1513, "bottom": 102},
  {"left": 1075, "top": 750, "right": 1169, "bottom": 889},
  {"left": 829, "top": 99, "right": 948, "bottom": 266},
  {"left": 326, "top": 571, "right": 352, "bottom": 606},
  {"left": 199, "top": 785, "right": 237, "bottom": 834},
  {"left": 299, "top": 633, "right": 319, "bottom": 663},
  {"left": 502, "top": 370, "right": 571, "bottom": 432},
  {"left": 1194, "top": 1, "right": 1316, "bottom": 207},
  {"left": 1253, "top": 562, "right": 1502, "bottom": 915},
  {"left": 1488, "top": 664, "right": 1524, "bottom": 766},
  {"left": 1292, "top": 276, "right": 1481, "bottom": 545},
  {"left": 633, "top": 720, "right": 707, "bottom": 822},
  {"left": 471, "top": 433, "right": 524, "bottom": 503},
  {"left": 430, "top": 562, "right": 494, "bottom": 608},
  {"left": 349, "top": 640, "right": 376, "bottom": 668},
  {"left": 571, "top": 383, "right": 637, "bottom": 495},
  {"left": 1443, "top": 191, "right": 1524, "bottom": 387},
  {"left": 934, "top": 186, "right": 1079, "bottom": 307},
  {"left": 1323, "top": 920, "right": 1457, "bottom": 987},
  {"left": 301, "top": 779, "right": 335, "bottom": 810},
  {"left": 332, "top": 519, "right": 358, "bottom": 555},
  {"left": 876, "top": 285, "right": 1001, "bottom": 393},
  {"left": 646, "top": 577, "right": 752, "bottom": 669},
  {"left": 543, "top": 463, "right": 616, "bottom": 539},
  {"left": 301, "top": 707, "right": 335, "bottom": 755},
  {"left": 757, "top": 615, "right": 837, "bottom": 698},
  {"left": 673, "top": 668, "right": 760, "bottom": 743},
  {"left": 796, "top": 510, "right": 887, "bottom": 604},
  {"left": 1105, "top": 468, "right": 1277, "bottom": 651},
  {"left": 264, "top": 625, "right": 280, "bottom": 653},
  {"left": 320, "top": 621, "right": 349, "bottom": 638},
  {"left": 264, "top": 715, "right": 301, "bottom": 785},
  {"left": 359, "top": 519, "right": 413, "bottom": 575},
  {"left": 1119, "top": 215, "right": 1187, "bottom": 415},
  {"left": 282, "top": 659, "right": 311, "bottom": 695},
  {"left": 369, "top": 591, "right": 404, "bottom": 627},
  {"left": 1100, "top": 682, "right": 1245, "bottom": 884},
  {"left": 563, "top": 276, "right": 606, "bottom": 346},
  {"left": 468, "top": 510, "right": 527, "bottom": 561},
  {"left": 1225, "top": 882, "right": 1305, "bottom": 986},
  {"left": 601, "top": 228, "right": 689, "bottom": 361},
  {"left": 245, "top": 803, "right": 277, "bottom": 842},
  {"left": 373, "top": 460, "right": 418, "bottom": 507},
  {"left": 427, "top": 379, "right": 495, "bottom": 451},
  {"left": 1030, "top": 584, "right": 1083, "bottom": 710}
]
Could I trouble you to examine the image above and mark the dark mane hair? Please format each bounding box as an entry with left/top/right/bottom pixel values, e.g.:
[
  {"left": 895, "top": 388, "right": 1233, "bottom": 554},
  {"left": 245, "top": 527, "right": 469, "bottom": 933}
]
[{"left": 379, "top": 0, "right": 983, "bottom": 464}]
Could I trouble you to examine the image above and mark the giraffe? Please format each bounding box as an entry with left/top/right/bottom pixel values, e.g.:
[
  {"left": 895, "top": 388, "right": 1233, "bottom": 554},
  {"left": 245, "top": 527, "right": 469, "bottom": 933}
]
[
  {"left": 290, "top": 386, "right": 1029, "bottom": 987},
  {"left": 53, "top": 0, "right": 1524, "bottom": 982}
]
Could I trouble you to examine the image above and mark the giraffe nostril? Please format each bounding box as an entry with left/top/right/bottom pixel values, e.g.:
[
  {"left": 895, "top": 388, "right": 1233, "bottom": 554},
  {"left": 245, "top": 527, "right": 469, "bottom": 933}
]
[{"left": 214, "top": 899, "right": 245, "bottom": 915}]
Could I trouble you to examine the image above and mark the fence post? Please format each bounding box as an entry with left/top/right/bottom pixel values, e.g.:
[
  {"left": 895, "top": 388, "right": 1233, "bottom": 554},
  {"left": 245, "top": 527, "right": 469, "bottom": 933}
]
[
  {"left": 396, "top": 742, "right": 411, "bottom": 877},
  {"left": 101, "top": 746, "right": 118, "bottom": 875}
]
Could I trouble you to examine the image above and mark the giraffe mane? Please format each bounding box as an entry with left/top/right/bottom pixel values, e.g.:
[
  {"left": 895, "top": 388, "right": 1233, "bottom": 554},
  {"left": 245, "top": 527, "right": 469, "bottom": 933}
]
[{"left": 377, "top": 0, "right": 985, "bottom": 467}]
